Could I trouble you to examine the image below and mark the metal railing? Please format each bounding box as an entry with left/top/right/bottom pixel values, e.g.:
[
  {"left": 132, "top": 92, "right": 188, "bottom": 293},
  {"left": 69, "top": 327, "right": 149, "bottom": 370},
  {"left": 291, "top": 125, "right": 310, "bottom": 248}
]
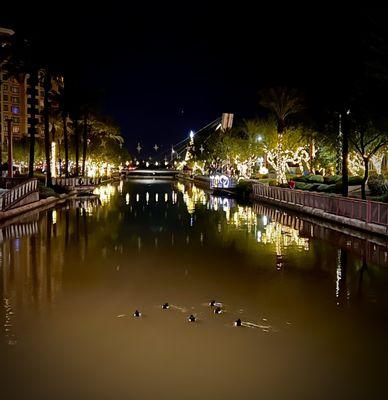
[
  {"left": 0, "top": 178, "right": 38, "bottom": 211},
  {"left": 253, "top": 183, "right": 388, "bottom": 227},
  {"left": 0, "top": 177, "right": 30, "bottom": 189},
  {"left": 51, "top": 177, "right": 102, "bottom": 187}
]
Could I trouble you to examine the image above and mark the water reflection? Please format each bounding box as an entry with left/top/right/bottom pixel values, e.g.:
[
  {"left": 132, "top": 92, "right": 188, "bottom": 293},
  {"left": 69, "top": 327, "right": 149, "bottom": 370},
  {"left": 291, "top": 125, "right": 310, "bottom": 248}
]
[{"left": 0, "top": 180, "right": 388, "bottom": 399}]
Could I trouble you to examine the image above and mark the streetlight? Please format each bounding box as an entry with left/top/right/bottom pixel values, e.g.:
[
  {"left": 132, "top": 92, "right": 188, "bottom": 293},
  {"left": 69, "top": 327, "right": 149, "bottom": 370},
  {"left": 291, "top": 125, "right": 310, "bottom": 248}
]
[{"left": 256, "top": 135, "right": 263, "bottom": 142}]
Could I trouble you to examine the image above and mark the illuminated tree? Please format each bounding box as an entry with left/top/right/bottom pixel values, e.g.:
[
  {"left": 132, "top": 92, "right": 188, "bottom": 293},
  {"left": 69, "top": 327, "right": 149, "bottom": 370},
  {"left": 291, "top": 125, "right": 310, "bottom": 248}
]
[
  {"left": 259, "top": 87, "right": 304, "bottom": 184},
  {"left": 349, "top": 123, "right": 388, "bottom": 199}
]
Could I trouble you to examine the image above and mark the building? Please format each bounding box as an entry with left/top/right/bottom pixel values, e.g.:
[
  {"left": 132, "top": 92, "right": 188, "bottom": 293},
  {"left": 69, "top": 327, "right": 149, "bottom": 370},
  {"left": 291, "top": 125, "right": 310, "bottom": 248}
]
[{"left": 0, "top": 27, "right": 62, "bottom": 143}]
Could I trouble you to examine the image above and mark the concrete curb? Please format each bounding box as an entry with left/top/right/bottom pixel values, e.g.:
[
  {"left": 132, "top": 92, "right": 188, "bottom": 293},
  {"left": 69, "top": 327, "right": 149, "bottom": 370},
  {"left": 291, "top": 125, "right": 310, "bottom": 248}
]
[{"left": 0, "top": 192, "right": 78, "bottom": 222}]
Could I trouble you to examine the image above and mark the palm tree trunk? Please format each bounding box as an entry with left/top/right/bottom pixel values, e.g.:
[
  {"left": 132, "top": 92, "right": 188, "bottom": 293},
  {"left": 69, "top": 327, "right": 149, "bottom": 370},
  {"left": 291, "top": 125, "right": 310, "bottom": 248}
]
[
  {"left": 309, "top": 138, "right": 315, "bottom": 173},
  {"left": 43, "top": 71, "right": 52, "bottom": 187},
  {"left": 28, "top": 71, "right": 38, "bottom": 178},
  {"left": 341, "top": 109, "right": 349, "bottom": 197},
  {"left": 74, "top": 116, "right": 79, "bottom": 177},
  {"left": 276, "top": 120, "right": 287, "bottom": 184},
  {"left": 361, "top": 157, "right": 369, "bottom": 200},
  {"left": 63, "top": 112, "right": 69, "bottom": 177},
  {"left": 82, "top": 112, "right": 88, "bottom": 176}
]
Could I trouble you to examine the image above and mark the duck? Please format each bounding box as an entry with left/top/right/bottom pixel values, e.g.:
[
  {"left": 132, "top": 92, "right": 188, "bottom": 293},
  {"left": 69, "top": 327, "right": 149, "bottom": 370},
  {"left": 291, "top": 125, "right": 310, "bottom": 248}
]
[
  {"left": 133, "top": 310, "right": 142, "bottom": 317},
  {"left": 214, "top": 307, "right": 222, "bottom": 314},
  {"left": 162, "top": 303, "right": 170, "bottom": 309},
  {"left": 209, "top": 300, "right": 216, "bottom": 307},
  {"left": 234, "top": 318, "right": 242, "bottom": 327},
  {"left": 188, "top": 314, "right": 196, "bottom": 322}
]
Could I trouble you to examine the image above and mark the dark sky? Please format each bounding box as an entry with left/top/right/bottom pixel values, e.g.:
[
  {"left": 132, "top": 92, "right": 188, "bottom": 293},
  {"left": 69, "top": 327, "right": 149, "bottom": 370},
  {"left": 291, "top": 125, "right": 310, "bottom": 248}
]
[{"left": 1, "top": 5, "right": 382, "bottom": 157}]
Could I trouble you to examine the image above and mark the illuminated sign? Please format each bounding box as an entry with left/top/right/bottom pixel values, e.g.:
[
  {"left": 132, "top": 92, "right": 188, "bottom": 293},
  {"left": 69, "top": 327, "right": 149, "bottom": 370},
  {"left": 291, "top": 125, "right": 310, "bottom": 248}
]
[{"left": 210, "top": 174, "right": 236, "bottom": 189}]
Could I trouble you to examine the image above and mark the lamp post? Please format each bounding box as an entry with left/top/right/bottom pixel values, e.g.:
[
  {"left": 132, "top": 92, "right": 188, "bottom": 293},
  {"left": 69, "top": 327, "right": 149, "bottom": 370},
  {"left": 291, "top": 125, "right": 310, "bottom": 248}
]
[
  {"left": 6, "top": 117, "right": 13, "bottom": 178},
  {"left": 0, "top": 122, "right": 2, "bottom": 172}
]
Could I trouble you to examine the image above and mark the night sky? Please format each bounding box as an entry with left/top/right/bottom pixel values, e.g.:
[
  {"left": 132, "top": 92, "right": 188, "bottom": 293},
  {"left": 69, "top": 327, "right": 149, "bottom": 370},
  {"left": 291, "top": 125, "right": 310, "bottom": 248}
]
[{"left": 1, "top": 5, "right": 382, "bottom": 157}]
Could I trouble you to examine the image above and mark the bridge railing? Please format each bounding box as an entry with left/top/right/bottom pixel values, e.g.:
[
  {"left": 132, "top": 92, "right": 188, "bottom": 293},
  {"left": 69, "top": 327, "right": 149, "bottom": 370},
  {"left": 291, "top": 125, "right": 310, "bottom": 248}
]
[
  {"left": 51, "top": 177, "right": 102, "bottom": 187},
  {"left": 253, "top": 183, "right": 388, "bottom": 227},
  {"left": 0, "top": 178, "right": 39, "bottom": 211}
]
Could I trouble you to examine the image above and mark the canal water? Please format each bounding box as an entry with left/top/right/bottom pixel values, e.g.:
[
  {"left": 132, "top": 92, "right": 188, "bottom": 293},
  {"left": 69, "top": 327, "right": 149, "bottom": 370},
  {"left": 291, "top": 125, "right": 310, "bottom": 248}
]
[{"left": 1, "top": 180, "right": 388, "bottom": 399}]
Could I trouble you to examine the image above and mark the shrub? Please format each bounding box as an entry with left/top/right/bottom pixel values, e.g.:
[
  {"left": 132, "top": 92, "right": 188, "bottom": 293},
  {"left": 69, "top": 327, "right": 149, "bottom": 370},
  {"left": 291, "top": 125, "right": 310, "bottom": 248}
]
[
  {"left": 370, "top": 192, "right": 388, "bottom": 203},
  {"left": 295, "top": 174, "right": 324, "bottom": 183},
  {"left": 268, "top": 180, "right": 278, "bottom": 186},
  {"left": 306, "top": 183, "right": 321, "bottom": 191},
  {"left": 324, "top": 175, "right": 342, "bottom": 184},
  {"left": 348, "top": 176, "right": 363, "bottom": 185},
  {"left": 39, "top": 186, "right": 58, "bottom": 199},
  {"left": 51, "top": 184, "right": 70, "bottom": 194},
  {"left": 317, "top": 184, "right": 330, "bottom": 192},
  {"left": 307, "top": 175, "right": 324, "bottom": 183},
  {"left": 235, "top": 180, "right": 253, "bottom": 198},
  {"left": 303, "top": 183, "right": 315, "bottom": 190},
  {"left": 368, "top": 174, "right": 387, "bottom": 195},
  {"left": 295, "top": 182, "right": 307, "bottom": 190}
]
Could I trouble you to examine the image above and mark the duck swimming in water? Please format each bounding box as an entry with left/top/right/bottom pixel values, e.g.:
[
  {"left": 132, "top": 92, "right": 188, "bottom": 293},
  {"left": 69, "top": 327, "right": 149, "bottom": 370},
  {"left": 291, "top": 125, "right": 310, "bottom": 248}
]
[
  {"left": 209, "top": 300, "right": 223, "bottom": 307},
  {"left": 188, "top": 314, "right": 196, "bottom": 322},
  {"left": 133, "top": 310, "right": 142, "bottom": 317},
  {"left": 214, "top": 307, "right": 222, "bottom": 314},
  {"left": 234, "top": 318, "right": 242, "bottom": 327},
  {"left": 162, "top": 303, "right": 170, "bottom": 309}
]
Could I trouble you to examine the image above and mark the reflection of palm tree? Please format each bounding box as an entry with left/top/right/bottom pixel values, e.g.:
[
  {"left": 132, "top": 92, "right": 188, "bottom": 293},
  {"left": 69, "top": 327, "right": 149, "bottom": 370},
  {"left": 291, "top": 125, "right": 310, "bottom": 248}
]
[
  {"left": 30, "top": 235, "right": 38, "bottom": 305},
  {"left": 336, "top": 248, "right": 348, "bottom": 307},
  {"left": 65, "top": 208, "right": 70, "bottom": 248},
  {"left": 46, "top": 211, "right": 52, "bottom": 302},
  {"left": 260, "top": 87, "right": 304, "bottom": 184},
  {"left": 357, "top": 255, "right": 368, "bottom": 299}
]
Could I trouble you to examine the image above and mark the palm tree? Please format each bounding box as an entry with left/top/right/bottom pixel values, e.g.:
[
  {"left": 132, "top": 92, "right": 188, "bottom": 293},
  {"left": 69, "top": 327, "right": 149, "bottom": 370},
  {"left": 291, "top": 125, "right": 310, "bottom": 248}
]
[
  {"left": 80, "top": 114, "right": 124, "bottom": 176},
  {"left": 63, "top": 109, "right": 69, "bottom": 177},
  {"left": 82, "top": 109, "right": 88, "bottom": 176},
  {"left": 72, "top": 113, "right": 80, "bottom": 177},
  {"left": 51, "top": 80, "right": 70, "bottom": 177},
  {"left": 42, "top": 69, "right": 52, "bottom": 186},
  {"left": 259, "top": 87, "right": 304, "bottom": 184},
  {"left": 28, "top": 70, "right": 39, "bottom": 178}
]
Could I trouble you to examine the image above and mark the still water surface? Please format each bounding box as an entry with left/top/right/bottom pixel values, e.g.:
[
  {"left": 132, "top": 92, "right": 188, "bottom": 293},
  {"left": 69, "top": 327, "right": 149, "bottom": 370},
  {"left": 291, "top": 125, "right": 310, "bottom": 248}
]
[{"left": 1, "top": 180, "right": 388, "bottom": 399}]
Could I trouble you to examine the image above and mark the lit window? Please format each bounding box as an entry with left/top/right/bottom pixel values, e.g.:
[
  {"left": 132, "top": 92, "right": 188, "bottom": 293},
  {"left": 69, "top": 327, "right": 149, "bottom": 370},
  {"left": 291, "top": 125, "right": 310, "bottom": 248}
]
[
  {"left": 11, "top": 106, "right": 20, "bottom": 114},
  {"left": 11, "top": 86, "right": 19, "bottom": 93},
  {"left": 12, "top": 117, "right": 20, "bottom": 123},
  {"left": 12, "top": 125, "right": 20, "bottom": 133},
  {"left": 12, "top": 97, "right": 20, "bottom": 104}
]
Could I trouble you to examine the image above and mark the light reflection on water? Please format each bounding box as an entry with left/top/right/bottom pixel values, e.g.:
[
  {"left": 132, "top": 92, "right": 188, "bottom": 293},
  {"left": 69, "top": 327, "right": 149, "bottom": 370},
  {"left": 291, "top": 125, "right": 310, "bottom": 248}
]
[{"left": 0, "top": 180, "right": 388, "bottom": 399}]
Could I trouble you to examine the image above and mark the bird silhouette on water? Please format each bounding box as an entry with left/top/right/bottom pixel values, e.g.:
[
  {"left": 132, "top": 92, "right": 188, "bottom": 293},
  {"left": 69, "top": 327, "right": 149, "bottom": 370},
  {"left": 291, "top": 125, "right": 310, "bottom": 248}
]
[
  {"left": 234, "top": 319, "right": 242, "bottom": 327},
  {"left": 188, "top": 314, "right": 196, "bottom": 322},
  {"left": 214, "top": 307, "right": 222, "bottom": 314},
  {"left": 162, "top": 303, "right": 170, "bottom": 309},
  {"left": 133, "top": 310, "right": 142, "bottom": 317}
]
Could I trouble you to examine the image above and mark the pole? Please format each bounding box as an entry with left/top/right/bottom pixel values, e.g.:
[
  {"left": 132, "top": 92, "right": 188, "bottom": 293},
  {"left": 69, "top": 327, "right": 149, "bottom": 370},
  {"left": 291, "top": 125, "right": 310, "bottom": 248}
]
[
  {"left": 0, "top": 124, "right": 3, "bottom": 172},
  {"left": 6, "top": 118, "right": 13, "bottom": 178}
]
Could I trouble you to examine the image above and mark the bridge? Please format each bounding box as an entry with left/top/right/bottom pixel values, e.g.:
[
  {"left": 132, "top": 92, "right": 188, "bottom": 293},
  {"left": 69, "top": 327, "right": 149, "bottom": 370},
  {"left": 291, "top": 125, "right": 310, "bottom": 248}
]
[
  {"left": 125, "top": 169, "right": 179, "bottom": 179},
  {"left": 131, "top": 113, "right": 233, "bottom": 168}
]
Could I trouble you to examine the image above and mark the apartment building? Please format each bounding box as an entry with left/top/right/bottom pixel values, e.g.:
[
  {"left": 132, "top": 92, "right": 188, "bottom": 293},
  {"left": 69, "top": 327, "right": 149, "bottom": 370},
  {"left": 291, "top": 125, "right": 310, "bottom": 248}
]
[{"left": 0, "top": 27, "right": 61, "bottom": 142}]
